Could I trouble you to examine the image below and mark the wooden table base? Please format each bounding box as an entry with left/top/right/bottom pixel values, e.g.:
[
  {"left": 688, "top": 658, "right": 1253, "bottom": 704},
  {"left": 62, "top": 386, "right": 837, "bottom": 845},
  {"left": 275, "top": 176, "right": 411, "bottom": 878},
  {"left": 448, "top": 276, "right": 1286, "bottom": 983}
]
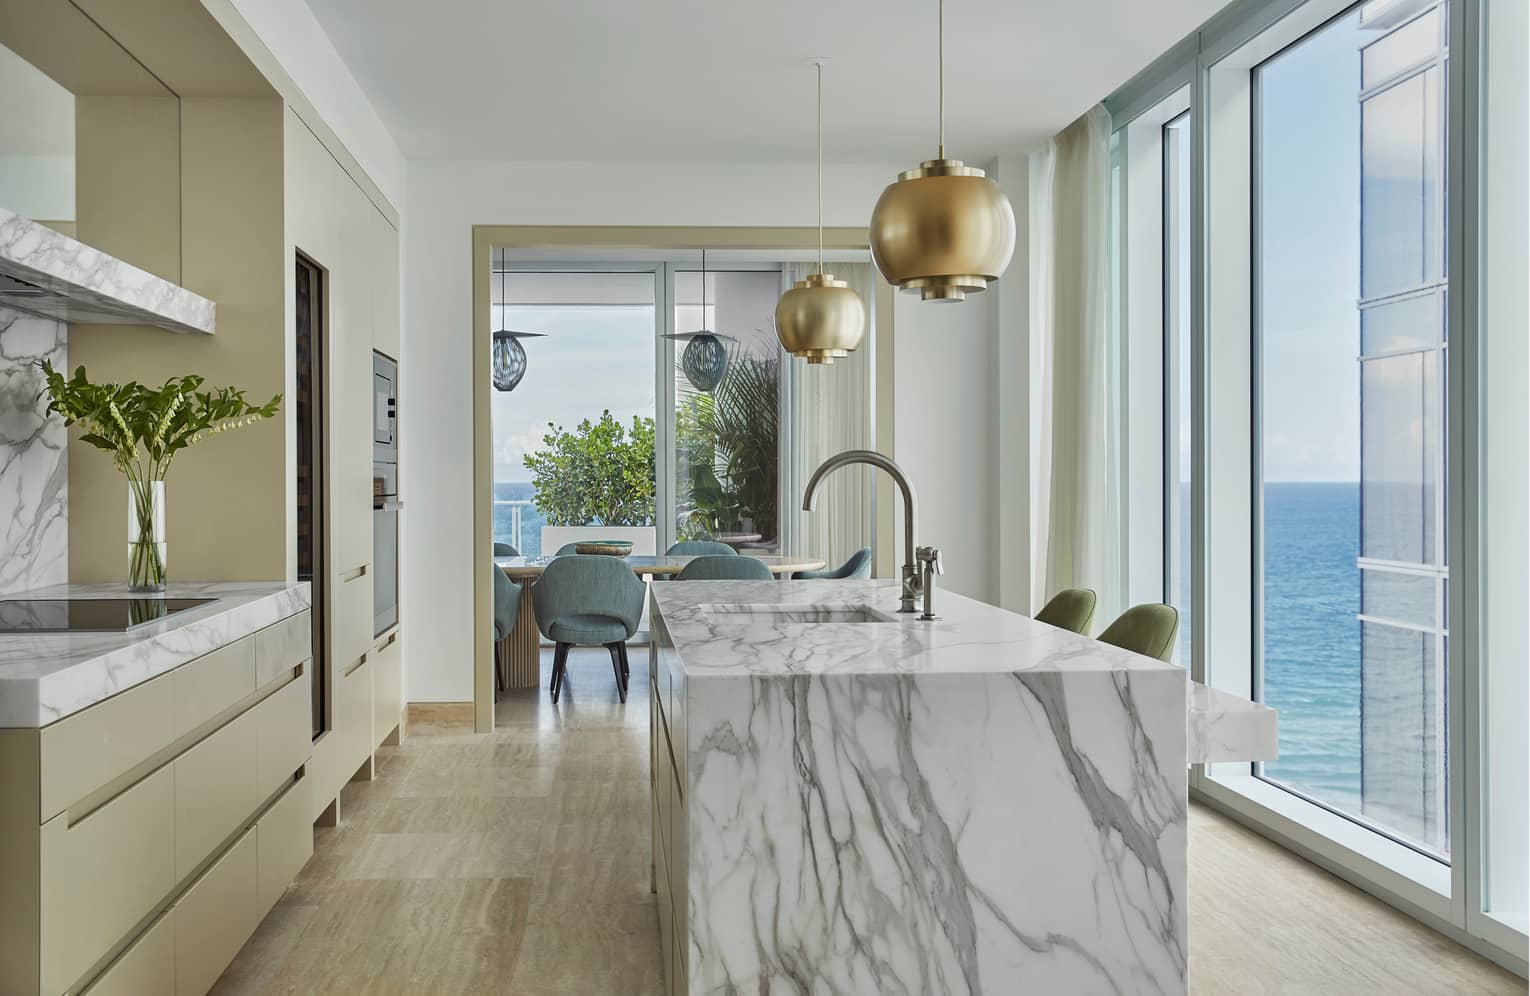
[{"left": 497, "top": 591, "right": 543, "bottom": 693}]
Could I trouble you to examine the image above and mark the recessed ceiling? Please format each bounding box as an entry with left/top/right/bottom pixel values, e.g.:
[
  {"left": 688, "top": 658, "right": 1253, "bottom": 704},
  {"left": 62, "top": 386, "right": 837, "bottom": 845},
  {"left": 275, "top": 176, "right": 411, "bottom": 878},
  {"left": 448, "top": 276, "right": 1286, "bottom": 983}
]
[{"left": 305, "top": 0, "right": 1229, "bottom": 163}]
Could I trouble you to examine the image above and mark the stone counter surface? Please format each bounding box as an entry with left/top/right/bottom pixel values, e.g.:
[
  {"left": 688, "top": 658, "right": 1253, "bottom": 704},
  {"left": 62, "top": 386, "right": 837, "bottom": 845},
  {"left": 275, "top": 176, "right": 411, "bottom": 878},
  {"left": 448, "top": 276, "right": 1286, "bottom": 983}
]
[
  {"left": 650, "top": 579, "right": 1273, "bottom": 996},
  {"left": 0, "top": 581, "right": 310, "bottom": 727}
]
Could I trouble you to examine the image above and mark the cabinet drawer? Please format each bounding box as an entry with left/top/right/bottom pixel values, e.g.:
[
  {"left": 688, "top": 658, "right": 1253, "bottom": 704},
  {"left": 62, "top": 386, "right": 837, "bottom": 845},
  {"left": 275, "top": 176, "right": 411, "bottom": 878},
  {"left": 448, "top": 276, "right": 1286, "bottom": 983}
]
[
  {"left": 80, "top": 906, "right": 175, "bottom": 996},
  {"left": 256, "top": 667, "right": 312, "bottom": 801},
  {"left": 331, "top": 566, "right": 373, "bottom": 666},
  {"left": 174, "top": 708, "right": 259, "bottom": 881},
  {"left": 335, "top": 652, "right": 372, "bottom": 783},
  {"left": 256, "top": 770, "right": 313, "bottom": 920},
  {"left": 371, "top": 629, "right": 402, "bottom": 749},
  {"left": 174, "top": 828, "right": 257, "bottom": 996},
  {"left": 256, "top": 609, "right": 312, "bottom": 686},
  {"left": 173, "top": 637, "right": 257, "bottom": 739},
  {"left": 39, "top": 669, "right": 176, "bottom": 822},
  {"left": 40, "top": 765, "right": 175, "bottom": 995},
  {"left": 656, "top": 841, "right": 674, "bottom": 995}
]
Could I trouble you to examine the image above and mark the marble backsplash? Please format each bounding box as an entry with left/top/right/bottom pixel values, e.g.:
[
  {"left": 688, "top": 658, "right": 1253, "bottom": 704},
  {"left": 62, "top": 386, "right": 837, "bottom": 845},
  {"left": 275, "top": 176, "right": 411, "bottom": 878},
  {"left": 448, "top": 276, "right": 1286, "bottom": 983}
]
[{"left": 0, "top": 305, "right": 66, "bottom": 596}]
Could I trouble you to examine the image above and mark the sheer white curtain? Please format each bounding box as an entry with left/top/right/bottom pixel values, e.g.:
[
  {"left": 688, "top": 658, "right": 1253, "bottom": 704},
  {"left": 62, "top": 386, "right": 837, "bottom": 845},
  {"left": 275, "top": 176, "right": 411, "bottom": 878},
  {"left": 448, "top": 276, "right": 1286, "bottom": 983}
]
[
  {"left": 778, "top": 261, "right": 875, "bottom": 569},
  {"left": 1029, "top": 105, "right": 1121, "bottom": 619}
]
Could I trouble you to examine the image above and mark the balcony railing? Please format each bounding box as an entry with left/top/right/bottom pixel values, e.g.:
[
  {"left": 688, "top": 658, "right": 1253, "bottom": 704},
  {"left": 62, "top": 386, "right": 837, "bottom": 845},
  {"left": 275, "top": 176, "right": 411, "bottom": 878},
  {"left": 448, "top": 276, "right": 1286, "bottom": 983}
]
[{"left": 492, "top": 499, "right": 535, "bottom": 553}]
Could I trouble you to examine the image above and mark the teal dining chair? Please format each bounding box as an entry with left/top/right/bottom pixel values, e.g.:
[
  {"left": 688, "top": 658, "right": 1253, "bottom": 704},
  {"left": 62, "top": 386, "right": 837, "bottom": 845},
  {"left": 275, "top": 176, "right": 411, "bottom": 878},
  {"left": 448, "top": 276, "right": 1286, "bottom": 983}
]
[
  {"left": 675, "top": 555, "right": 773, "bottom": 581},
  {"left": 492, "top": 563, "right": 523, "bottom": 693},
  {"left": 1034, "top": 588, "right": 1097, "bottom": 635},
  {"left": 531, "top": 555, "right": 646, "bottom": 703},
  {"left": 553, "top": 542, "right": 584, "bottom": 557},
  {"left": 493, "top": 542, "right": 519, "bottom": 557},
  {"left": 1097, "top": 603, "right": 1180, "bottom": 662},
  {"left": 793, "top": 547, "right": 872, "bottom": 580},
  {"left": 666, "top": 540, "right": 738, "bottom": 556}
]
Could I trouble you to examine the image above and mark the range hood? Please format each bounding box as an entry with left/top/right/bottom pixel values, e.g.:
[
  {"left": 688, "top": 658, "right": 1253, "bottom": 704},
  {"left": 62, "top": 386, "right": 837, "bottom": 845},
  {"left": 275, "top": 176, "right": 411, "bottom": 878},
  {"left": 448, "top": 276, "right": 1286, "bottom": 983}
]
[{"left": 0, "top": 208, "right": 215, "bottom": 335}]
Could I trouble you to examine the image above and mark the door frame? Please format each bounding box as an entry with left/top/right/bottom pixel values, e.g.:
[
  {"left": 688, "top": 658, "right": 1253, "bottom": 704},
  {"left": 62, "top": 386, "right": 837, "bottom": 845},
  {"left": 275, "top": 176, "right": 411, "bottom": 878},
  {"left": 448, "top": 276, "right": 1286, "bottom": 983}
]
[{"left": 470, "top": 226, "right": 891, "bottom": 732}]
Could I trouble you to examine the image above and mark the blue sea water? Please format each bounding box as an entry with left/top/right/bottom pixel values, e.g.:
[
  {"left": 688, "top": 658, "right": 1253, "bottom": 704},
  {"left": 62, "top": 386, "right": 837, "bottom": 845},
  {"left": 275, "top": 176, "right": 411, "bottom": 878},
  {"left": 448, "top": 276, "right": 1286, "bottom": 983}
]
[{"left": 1260, "top": 481, "right": 1362, "bottom": 812}]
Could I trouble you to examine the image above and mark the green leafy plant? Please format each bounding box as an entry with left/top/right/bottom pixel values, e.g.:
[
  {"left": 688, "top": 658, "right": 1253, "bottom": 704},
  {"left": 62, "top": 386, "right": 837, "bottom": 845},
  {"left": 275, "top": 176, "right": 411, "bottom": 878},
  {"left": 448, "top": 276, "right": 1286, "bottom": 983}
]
[
  {"left": 39, "top": 361, "right": 281, "bottom": 588},
  {"left": 676, "top": 351, "right": 779, "bottom": 541},
  {"left": 523, "top": 410, "right": 656, "bottom": 526}
]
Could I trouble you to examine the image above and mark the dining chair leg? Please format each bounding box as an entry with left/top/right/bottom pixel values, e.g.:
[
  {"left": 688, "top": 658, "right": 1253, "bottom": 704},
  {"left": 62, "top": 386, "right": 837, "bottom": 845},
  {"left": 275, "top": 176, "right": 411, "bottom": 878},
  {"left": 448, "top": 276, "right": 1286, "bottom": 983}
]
[
  {"left": 617, "top": 642, "right": 631, "bottom": 682},
  {"left": 606, "top": 643, "right": 628, "bottom": 703},
  {"left": 550, "top": 642, "right": 570, "bottom": 703}
]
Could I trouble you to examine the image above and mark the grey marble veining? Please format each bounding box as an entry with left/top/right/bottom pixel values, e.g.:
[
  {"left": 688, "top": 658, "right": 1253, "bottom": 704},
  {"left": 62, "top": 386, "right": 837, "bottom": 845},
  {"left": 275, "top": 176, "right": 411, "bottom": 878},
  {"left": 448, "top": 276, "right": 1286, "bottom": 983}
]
[
  {"left": 0, "top": 581, "right": 310, "bottom": 727},
  {"left": 654, "top": 579, "right": 1196, "bottom": 995},
  {"left": 0, "top": 306, "right": 66, "bottom": 597},
  {"left": 0, "top": 209, "right": 215, "bottom": 335}
]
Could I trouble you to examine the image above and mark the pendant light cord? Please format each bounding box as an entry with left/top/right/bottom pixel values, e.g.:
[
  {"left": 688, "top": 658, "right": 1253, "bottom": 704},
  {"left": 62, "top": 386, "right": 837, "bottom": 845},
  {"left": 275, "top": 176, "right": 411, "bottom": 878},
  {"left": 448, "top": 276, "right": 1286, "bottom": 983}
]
[
  {"left": 937, "top": 0, "right": 945, "bottom": 160},
  {"left": 816, "top": 61, "right": 824, "bottom": 275}
]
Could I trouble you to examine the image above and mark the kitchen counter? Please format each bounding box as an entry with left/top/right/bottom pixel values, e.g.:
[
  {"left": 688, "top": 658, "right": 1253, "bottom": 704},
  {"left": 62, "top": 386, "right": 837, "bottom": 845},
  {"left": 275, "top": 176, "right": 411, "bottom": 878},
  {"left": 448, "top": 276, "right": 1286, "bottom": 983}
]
[
  {"left": 648, "top": 578, "right": 1275, "bottom": 996},
  {"left": 0, "top": 581, "right": 310, "bottom": 728}
]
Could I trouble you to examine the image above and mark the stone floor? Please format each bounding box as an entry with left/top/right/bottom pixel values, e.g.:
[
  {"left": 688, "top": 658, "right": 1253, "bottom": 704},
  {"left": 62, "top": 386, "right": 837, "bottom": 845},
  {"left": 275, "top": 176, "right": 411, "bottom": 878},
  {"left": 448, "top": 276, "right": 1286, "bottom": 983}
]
[{"left": 213, "top": 647, "right": 1523, "bottom": 995}]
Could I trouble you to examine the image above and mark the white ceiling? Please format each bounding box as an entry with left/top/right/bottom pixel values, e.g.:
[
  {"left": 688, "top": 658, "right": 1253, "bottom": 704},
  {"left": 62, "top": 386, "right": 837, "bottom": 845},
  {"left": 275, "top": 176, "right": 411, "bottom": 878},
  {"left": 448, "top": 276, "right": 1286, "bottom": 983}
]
[{"left": 304, "top": 0, "right": 1228, "bottom": 164}]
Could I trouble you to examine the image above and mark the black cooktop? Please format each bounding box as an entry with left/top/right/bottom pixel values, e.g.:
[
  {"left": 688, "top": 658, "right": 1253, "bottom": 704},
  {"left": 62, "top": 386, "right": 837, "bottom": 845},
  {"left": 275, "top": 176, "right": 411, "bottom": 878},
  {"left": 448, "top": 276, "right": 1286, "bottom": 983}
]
[{"left": 0, "top": 598, "right": 216, "bottom": 633}]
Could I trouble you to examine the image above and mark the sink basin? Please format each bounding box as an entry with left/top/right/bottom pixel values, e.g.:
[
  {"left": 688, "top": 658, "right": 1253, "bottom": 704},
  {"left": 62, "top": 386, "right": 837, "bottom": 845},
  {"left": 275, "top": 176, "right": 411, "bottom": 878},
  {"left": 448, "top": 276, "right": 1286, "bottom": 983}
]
[{"left": 702, "top": 602, "right": 896, "bottom": 624}]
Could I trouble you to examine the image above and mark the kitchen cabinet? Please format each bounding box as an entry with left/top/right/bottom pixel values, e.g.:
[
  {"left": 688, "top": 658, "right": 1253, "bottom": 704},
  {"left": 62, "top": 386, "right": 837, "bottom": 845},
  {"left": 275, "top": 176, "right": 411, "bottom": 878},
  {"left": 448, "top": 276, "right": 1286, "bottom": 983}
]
[
  {"left": 0, "top": 608, "right": 314, "bottom": 995},
  {"left": 650, "top": 610, "right": 690, "bottom": 996}
]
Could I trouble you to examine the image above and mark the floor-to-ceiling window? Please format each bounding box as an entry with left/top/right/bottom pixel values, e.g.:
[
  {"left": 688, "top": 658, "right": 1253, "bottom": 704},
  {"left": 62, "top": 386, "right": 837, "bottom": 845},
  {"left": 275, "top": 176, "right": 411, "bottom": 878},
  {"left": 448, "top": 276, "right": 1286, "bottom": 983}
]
[
  {"left": 1254, "top": 1, "right": 1449, "bottom": 857},
  {"left": 490, "top": 265, "right": 658, "bottom": 557},
  {"left": 1108, "top": 0, "right": 1526, "bottom": 970}
]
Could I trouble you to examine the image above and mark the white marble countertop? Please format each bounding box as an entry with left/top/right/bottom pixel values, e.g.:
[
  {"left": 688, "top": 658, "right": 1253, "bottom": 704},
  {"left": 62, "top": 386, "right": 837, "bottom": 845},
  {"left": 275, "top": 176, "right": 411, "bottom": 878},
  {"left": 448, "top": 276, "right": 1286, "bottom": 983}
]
[
  {"left": 651, "top": 578, "right": 1185, "bottom": 678},
  {"left": 0, "top": 581, "right": 309, "bottom": 728}
]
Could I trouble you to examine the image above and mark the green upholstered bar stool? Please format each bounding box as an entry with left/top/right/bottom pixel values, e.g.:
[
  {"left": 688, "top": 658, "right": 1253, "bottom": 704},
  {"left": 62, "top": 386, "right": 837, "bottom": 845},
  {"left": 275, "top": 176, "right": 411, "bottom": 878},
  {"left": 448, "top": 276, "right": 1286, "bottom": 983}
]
[
  {"left": 493, "top": 542, "right": 519, "bottom": 557},
  {"left": 1034, "top": 588, "right": 1098, "bottom": 635},
  {"left": 675, "top": 555, "right": 773, "bottom": 581},
  {"left": 793, "top": 547, "right": 872, "bottom": 580},
  {"left": 531, "top": 555, "right": 646, "bottom": 703},
  {"left": 491, "top": 563, "right": 523, "bottom": 693},
  {"left": 666, "top": 540, "right": 738, "bottom": 556},
  {"left": 1097, "top": 604, "right": 1181, "bottom": 661}
]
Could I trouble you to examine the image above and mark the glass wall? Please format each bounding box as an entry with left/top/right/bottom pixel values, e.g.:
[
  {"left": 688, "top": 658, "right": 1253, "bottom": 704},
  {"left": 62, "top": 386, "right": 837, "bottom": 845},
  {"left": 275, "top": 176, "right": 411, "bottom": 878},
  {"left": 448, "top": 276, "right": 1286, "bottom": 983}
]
[
  {"left": 1108, "top": 0, "right": 1526, "bottom": 966},
  {"left": 1253, "top": 2, "right": 1449, "bottom": 858},
  {"left": 490, "top": 267, "right": 657, "bottom": 557},
  {"left": 671, "top": 269, "right": 783, "bottom": 550}
]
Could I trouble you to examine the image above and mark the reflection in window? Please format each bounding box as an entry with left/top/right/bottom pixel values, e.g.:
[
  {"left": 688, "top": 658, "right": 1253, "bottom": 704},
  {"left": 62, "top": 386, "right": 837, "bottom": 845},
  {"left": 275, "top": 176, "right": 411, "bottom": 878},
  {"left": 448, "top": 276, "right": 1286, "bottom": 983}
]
[
  {"left": 1255, "top": 1, "right": 1449, "bottom": 857},
  {"left": 1163, "top": 113, "right": 1192, "bottom": 669}
]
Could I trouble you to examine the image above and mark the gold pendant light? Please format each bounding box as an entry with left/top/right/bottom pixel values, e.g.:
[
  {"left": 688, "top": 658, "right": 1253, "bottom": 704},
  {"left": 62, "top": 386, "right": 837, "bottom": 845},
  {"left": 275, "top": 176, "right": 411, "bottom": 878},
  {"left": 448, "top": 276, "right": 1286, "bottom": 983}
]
[
  {"left": 775, "top": 61, "right": 866, "bottom": 365},
  {"left": 869, "top": 0, "right": 1015, "bottom": 302}
]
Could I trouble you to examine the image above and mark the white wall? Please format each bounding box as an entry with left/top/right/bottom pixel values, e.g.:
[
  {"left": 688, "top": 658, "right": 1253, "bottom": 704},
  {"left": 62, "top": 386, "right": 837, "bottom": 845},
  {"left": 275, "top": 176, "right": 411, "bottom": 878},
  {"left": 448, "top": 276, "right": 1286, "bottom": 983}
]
[
  {"left": 891, "top": 279, "right": 999, "bottom": 605},
  {"left": 0, "top": 154, "right": 73, "bottom": 221},
  {"left": 227, "top": 0, "right": 406, "bottom": 213},
  {"left": 404, "top": 157, "right": 1026, "bottom": 702}
]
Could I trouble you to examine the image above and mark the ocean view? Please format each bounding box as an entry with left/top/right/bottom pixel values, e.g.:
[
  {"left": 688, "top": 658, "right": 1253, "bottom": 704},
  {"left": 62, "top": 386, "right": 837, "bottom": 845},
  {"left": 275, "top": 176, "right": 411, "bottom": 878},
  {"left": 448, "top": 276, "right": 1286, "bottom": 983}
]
[{"left": 1261, "top": 481, "right": 1362, "bottom": 812}]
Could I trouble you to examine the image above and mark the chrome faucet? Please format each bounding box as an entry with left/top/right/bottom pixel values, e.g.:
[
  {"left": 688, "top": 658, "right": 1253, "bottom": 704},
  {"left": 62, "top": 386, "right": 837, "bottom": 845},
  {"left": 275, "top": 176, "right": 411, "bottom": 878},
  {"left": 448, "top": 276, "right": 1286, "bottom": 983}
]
[{"left": 801, "top": 449, "right": 927, "bottom": 614}]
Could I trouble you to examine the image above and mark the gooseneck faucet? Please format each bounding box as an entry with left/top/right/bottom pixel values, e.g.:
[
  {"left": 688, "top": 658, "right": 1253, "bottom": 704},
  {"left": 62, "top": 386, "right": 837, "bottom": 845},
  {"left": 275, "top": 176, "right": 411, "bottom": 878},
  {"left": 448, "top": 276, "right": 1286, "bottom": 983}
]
[{"left": 802, "top": 449, "right": 926, "bottom": 614}]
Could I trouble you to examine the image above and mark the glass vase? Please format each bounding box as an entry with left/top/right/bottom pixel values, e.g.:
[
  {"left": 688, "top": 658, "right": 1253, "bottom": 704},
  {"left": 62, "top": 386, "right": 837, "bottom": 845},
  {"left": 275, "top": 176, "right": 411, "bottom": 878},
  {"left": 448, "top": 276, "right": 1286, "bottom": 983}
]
[{"left": 128, "top": 479, "right": 167, "bottom": 593}]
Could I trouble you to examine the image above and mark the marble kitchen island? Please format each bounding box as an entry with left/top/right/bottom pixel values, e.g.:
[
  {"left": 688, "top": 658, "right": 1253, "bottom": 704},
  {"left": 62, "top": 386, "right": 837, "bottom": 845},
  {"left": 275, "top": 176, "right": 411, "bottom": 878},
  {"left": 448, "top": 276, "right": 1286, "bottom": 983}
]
[{"left": 648, "top": 578, "right": 1275, "bottom": 996}]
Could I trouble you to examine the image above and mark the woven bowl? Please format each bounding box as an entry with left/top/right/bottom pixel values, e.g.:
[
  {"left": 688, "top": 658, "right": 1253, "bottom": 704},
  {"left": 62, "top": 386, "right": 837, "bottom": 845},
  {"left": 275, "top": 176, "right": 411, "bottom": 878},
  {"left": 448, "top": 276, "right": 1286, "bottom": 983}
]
[{"left": 574, "top": 540, "right": 634, "bottom": 557}]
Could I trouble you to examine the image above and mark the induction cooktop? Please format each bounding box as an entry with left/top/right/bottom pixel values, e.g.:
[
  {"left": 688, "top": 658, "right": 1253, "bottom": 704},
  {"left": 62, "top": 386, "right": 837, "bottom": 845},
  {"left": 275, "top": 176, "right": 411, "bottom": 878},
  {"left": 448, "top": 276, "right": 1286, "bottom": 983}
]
[{"left": 0, "top": 598, "right": 216, "bottom": 633}]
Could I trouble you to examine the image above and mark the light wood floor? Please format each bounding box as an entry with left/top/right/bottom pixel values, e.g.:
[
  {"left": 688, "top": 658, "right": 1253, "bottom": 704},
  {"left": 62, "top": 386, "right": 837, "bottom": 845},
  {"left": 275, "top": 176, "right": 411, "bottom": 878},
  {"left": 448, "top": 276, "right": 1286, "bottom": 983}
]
[{"left": 214, "top": 648, "right": 1524, "bottom": 995}]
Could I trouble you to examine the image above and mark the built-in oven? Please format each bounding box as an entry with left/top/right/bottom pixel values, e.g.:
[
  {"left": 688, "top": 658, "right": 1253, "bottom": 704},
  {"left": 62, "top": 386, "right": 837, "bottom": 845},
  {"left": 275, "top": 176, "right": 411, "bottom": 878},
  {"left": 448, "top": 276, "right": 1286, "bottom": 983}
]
[{"left": 373, "top": 353, "right": 399, "bottom": 636}]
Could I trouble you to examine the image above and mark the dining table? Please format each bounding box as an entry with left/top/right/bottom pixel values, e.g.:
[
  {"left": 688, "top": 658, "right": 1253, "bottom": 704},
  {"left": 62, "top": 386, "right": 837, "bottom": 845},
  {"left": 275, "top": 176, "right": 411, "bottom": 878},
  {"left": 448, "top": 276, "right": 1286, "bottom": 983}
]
[{"left": 493, "top": 553, "right": 828, "bottom": 692}]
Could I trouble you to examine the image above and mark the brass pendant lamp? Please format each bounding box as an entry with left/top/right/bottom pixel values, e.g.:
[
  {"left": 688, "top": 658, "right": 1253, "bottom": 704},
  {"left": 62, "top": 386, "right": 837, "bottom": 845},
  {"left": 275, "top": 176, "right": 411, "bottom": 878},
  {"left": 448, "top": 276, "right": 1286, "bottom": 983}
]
[
  {"left": 775, "top": 61, "right": 866, "bottom": 365},
  {"left": 869, "top": 0, "right": 1015, "bottom": 302}
]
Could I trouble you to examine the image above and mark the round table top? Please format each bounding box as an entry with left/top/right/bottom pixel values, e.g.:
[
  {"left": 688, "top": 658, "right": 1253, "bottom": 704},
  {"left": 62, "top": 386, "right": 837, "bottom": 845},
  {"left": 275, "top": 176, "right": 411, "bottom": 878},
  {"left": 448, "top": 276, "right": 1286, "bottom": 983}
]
[{"left": 495, "top": 553, "right": 827, "bottom": 579}]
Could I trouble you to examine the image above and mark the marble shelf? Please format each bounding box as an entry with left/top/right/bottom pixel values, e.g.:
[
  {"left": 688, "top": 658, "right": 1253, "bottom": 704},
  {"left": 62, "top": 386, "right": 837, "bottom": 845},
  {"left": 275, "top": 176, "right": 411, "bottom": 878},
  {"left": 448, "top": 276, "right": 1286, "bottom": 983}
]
[
  {"left": 0, "top": 581, "right": 310, "bottom": 728},
  {"left": 0, "top": 209, "right": 215, "bottom": 335}
]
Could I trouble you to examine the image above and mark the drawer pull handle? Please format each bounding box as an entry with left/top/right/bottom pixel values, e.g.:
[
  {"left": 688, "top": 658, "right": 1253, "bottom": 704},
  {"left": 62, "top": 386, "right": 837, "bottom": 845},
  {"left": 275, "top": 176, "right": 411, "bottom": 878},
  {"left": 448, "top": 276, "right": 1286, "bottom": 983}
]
[
  {"left": 343, "top": 654, "right": 368, "bottom": 677},
  {"left": 342, "top": 564, "right": 368, "bottom": 583},
  {"left": 376, "top": 631, "right": 398, "bottom": 651}
]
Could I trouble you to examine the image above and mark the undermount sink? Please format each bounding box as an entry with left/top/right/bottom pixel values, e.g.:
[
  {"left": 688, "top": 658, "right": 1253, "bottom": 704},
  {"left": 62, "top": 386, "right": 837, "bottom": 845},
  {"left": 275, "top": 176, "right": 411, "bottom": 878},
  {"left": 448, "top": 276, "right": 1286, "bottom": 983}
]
[{"left": 701, "top": 603, "right": 897, "bottom": 624}]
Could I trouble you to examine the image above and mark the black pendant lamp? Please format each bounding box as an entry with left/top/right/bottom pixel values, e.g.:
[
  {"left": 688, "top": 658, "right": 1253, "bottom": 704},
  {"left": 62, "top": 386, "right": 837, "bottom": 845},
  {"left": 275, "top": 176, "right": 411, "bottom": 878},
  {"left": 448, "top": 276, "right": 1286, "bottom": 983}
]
[
  {"left": 662, "top": 249, "right": 735, "bottom": 392},
  {"left": 491, "top": 259, "right": 545, "bottom": 393}
]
